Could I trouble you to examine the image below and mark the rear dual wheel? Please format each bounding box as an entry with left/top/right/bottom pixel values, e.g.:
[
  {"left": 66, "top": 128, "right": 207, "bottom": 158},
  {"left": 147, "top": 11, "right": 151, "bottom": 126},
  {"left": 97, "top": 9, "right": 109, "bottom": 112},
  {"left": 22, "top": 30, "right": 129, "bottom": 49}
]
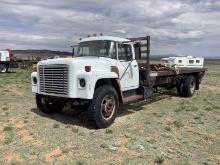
[{"left": 177, "top": 75, "right": 196, "bottom": 97}]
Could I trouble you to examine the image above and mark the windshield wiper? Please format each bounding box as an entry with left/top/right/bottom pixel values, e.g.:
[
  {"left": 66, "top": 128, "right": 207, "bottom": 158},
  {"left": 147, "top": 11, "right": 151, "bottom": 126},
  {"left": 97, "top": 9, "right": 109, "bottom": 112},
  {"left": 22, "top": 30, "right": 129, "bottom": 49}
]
[{"left": 98, "top": 55, "right": 108, "bottom": 57}]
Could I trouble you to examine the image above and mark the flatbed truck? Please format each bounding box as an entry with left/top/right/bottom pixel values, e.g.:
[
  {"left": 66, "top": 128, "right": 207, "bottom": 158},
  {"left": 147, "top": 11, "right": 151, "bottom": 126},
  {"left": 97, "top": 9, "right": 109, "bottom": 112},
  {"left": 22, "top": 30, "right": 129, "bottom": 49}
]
[{"left": 31, "top": 35, "right": 207, "bottom": 128}]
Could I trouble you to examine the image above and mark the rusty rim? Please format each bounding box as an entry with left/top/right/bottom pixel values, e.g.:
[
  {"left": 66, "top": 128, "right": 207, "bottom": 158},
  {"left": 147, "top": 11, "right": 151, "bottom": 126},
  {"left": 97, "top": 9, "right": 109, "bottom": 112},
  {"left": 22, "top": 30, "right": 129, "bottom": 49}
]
[{"left": 101, "top": 95, "right": 115, "bottom": 120}]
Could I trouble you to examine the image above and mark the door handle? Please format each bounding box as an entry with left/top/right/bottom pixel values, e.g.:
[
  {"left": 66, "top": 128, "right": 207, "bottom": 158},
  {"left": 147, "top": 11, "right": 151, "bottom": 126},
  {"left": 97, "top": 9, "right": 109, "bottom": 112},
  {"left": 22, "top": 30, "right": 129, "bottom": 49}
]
[{"left": 133, "top": 65, "right": 137, "bottom": 67}]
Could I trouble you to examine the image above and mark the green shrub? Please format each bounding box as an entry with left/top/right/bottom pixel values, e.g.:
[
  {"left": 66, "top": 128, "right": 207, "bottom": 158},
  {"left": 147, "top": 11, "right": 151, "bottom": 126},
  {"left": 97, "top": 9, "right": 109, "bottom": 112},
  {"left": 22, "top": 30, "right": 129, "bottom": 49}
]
[
  {"left": 204, "top": 106, "right": 213, "bottom": 111},
  {"left": 3, "top": 126, "right": 13, "bottom": 131},
  {"left": 2, "top": 105, "right": 9, "bottom": 111},
  {"left": 173, "top": 120, "right": 184, "bottom": 128},
  {"left": 62, "top": 148, "right": 69, "bottom": 154},
  {"left": 194, "top": 116, "right": 201, "bottom": 120},
  {"left": 52, "top": 123, "right": 60, "bottom": 128},
  {"left": 72, "top": 127, "right": 79, "bottom": 133},
  {"left": 164, "top": 127, "right": 171, "bottom": 131},
  {"left": 155, "top": 154, "right": 165, "bottom": 164},
  {"left": 105, "top": 128, "right": 113, "bottom": 134},
  {"left": 4, "top": 136, "right": 13, "bottom": 144}
]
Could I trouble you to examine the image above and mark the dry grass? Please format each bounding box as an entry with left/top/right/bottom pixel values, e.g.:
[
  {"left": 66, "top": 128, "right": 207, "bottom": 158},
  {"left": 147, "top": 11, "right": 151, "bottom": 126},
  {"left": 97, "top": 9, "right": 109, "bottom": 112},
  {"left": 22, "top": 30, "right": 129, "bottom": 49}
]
[{"left": 0, "top": 60, "right": 219, "bottom": 164}]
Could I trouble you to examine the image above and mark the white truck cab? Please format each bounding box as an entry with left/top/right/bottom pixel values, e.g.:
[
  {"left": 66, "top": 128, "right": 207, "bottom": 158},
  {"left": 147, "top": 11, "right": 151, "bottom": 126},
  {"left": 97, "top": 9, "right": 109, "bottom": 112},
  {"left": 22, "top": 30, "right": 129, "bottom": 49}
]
[
  {"left": 0, "top": 50, "right": 10, "bottom": 72},
  {"left": 32, "top": 36, "right": 139, "bottom": 98},
  {"left": 32, "top": 36, "right": 140, "bottom": 128}
]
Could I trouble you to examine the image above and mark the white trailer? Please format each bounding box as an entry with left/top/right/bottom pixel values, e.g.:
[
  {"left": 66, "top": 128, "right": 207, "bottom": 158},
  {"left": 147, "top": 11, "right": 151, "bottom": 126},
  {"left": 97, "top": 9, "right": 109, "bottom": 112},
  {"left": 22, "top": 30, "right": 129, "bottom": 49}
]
[
  {"left": 161, "top": 56, "right": 204, "bottom": 68},
  {"left": 0, "top": 50, "right": 10, "bottom": 72}
]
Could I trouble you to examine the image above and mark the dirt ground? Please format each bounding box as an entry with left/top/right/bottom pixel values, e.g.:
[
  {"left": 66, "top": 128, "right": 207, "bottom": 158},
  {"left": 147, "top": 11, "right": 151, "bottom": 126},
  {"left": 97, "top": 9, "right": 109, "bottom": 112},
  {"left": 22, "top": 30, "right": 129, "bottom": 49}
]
[{"left": 0, "top": 60, "right": 219, "bottom": 165}]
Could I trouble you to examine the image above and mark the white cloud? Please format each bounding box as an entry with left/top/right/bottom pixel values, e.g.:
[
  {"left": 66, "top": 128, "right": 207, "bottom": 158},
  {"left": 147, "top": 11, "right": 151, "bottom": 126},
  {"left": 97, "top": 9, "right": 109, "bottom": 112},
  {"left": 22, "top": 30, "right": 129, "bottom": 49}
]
[
  {"left": 0, "top": 0, "right": 219, "bottom": 56},
  {"left": 114, "top": 29, "right": 126, "bottom": 34}
]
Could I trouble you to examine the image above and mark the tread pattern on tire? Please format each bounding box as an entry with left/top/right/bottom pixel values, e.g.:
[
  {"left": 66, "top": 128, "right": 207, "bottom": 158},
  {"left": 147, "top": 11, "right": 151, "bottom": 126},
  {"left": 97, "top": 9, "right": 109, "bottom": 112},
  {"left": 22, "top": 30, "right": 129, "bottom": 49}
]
[
  {"left": 183, "top": 75, "right": 196, "bottom": 97},
  {"left": 0, "top": 64, "right": 7, "bottom": 73},
  {"left": 177, "top": 75, "right": 196, "bottom": 97},
  {"left": 177, "top": 82, "right": 185, "bottom": 97},
  {"left": 88, "top": 85, "right": 119, "bottom": 128}
]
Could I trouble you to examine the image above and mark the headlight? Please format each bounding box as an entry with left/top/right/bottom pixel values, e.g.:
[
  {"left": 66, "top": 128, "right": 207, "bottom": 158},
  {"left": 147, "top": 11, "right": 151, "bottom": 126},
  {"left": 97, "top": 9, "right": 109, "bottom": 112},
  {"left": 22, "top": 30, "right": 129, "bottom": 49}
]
[
  {"left": 33, "top": 77, "right": 37, "bottom": 84},
  {"left": 79, "top": 78, "right": 86, "bottom": 88}
]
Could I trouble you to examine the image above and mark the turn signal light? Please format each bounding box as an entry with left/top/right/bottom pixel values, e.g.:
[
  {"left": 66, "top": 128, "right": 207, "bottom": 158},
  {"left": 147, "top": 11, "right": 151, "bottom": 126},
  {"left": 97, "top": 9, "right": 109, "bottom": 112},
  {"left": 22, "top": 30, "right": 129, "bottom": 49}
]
[
  {"left": 111, "top": 66, "right": 119, "bottom": 77},
  {"left": 85, "top": 66, "right": 91, "bottom": 72}
]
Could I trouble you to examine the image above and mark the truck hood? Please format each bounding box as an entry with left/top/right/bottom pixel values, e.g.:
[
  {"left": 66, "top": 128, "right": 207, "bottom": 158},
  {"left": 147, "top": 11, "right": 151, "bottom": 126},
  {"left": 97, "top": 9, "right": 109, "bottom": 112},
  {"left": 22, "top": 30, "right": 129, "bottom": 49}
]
[{"left": 37, "top": 56, "right": 117, "bottom": 71}]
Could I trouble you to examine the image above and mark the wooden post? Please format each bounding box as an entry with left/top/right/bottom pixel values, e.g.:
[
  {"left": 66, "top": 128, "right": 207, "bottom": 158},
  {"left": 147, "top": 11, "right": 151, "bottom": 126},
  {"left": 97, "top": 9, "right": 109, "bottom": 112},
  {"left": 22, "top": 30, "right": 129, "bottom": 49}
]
[{"left": 146, "top": 36, "right": 150, "bottom": 86}]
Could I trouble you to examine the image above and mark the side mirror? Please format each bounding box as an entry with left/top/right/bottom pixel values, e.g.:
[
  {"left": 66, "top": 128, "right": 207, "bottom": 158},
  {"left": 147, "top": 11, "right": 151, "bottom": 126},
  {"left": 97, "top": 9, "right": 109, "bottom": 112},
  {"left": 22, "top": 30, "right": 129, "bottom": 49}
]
[
  {"left": 72, "top": 47, "right": 75, "bottom": 57},
  {"left": 71, "top": 45, "right": 79, "bottom": 57}
]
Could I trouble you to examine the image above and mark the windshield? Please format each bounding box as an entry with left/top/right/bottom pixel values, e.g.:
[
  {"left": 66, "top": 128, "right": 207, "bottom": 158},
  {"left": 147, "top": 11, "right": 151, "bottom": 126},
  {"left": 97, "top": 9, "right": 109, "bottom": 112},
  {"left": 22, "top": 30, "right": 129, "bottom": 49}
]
[{"left": 76, "top": 40, "right": 116, "bottom": 59}]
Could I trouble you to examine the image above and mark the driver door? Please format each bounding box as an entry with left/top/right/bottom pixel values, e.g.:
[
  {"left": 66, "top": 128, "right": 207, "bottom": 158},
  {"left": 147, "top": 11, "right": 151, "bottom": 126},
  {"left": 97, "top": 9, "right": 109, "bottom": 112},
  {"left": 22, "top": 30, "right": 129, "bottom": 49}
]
[{"left": 117, "top": 43, "right": 139, "bottom": 91}]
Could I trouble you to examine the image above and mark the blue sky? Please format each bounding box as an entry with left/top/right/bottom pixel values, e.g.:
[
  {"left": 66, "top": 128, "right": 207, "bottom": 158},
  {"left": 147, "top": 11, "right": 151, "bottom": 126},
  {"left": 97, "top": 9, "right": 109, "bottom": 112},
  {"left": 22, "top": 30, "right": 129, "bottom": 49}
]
[{"left": 0, "top": 0, "right": 219, "bottom": 57}]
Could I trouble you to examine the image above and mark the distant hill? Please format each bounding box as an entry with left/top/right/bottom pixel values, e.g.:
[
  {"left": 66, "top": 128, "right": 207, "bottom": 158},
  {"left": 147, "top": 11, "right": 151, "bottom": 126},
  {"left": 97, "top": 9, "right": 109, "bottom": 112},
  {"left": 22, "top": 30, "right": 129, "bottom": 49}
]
[
  {"left": 11, "top": 49, "right": 219, "bottom": 60},
  {"left": 150, "top": 54, "right": 220, "bottom": 60},
  {"left": 150, "top": 54, "right": 178, "bottom": 60},
  {"left": 203, "top": 56, "right": 220, "bottom": 59},
  {"left": 12, "top": 49, "right": 72, "bottom": 58}
]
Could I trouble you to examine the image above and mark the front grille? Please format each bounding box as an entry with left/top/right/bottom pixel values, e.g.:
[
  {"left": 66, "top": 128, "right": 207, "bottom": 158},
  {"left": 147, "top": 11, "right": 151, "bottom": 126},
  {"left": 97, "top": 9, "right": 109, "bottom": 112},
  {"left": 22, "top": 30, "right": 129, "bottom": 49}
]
[{"left": 39, "top": 64, "right": 68, "bottom": 95}]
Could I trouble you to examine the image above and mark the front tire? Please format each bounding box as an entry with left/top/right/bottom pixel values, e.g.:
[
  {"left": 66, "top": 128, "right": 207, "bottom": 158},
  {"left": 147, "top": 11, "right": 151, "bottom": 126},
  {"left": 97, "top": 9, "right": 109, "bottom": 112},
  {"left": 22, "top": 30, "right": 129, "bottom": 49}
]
[
  {"left": 36, "top": 94, "right": 65, "bottom": 114},
  {"left": 0, "top": 64, "right": 7, "bottom": 73},
  {"left": 88, "top": 85, "right": 119, "bottom": 128}
]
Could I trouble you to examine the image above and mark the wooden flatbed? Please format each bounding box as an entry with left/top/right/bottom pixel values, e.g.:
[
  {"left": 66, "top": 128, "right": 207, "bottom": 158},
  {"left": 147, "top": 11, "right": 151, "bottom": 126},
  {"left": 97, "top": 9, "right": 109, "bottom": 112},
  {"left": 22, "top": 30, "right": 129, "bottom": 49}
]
[
  {"left": 137, "top": 62, "right": 207, "bottom": 88},
  {"left": 139, "top": 62, "right": 207, "bottom": 76},
  {"left": 122, "top": 36, "right": 208, "bottom": 101}
]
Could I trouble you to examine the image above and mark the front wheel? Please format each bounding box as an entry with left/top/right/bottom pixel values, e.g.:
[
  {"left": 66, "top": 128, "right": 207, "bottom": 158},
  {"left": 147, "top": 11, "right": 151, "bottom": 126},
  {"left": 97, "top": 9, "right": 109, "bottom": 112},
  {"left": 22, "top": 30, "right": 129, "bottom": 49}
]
[
  {"left": 88, "top": 85, "right": 119, "bottom": 128},
  {"left": 36, "top": 94, "right": 65, "bottom": 114},
  {"left": 0, "top": 64, "right": 8, "bottom": 73}
]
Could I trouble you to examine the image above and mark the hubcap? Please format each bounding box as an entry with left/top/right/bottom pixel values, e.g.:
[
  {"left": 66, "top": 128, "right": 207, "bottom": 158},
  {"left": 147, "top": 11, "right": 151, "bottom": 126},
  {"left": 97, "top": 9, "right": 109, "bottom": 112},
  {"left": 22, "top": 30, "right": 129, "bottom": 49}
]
[
  {"left": 101, "top": 95, "right": 115, "bottom": 120},
  {"left": 190, "top": 80, "right": 195, "bottom": 94}
]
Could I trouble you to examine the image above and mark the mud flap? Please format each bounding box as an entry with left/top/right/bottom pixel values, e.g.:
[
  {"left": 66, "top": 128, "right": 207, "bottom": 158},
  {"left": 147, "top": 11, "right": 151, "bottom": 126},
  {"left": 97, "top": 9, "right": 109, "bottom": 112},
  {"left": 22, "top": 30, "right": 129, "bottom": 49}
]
[{"left": 138, "top": 86, "right": 153, "bottom": 100}]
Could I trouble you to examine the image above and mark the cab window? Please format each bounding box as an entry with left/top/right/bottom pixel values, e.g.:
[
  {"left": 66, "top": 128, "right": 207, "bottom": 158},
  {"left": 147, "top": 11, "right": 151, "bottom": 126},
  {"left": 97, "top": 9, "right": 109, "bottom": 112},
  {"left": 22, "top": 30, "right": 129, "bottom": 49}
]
[
  {"left": 77, "top": 41, "right": 117, "bottom": 59},
  {"left": 118, "top": 44, "right": 132, "bottom": 61}
]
